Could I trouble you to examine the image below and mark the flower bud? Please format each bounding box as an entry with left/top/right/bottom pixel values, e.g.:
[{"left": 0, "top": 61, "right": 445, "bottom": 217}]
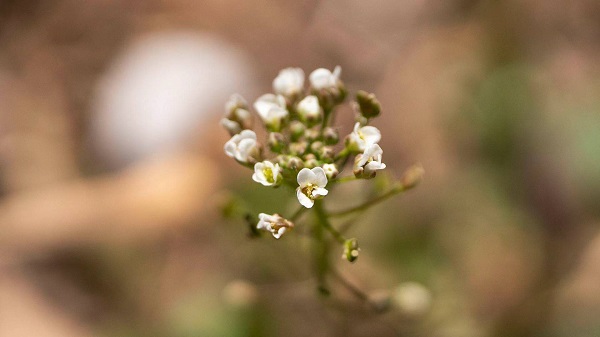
[
  {"left": 289, "top": 121, "right": 306, "bottom": 141},
  {"left": 289, "top": 142, "right": 307, "bottom": 156},
  {"left": 323, "top": 127, "right": 339, "bottom": 145},
  {"left": 342, "top": 238, "right": 360, "bottom": 262},
  {"left": 310, "top": 141, "right": 324, "bottom": 154},
  {"left": 296, "top": 95, "right": 322, "bottom": 127},
  {"left": 287, "top": 156, "right": 304, "bottom": 170},
  {"left": 400, "top": 164, "right": 424, "bottom": 190},
  {"left": 309, "top": 66, "right": 346, "bottom": 108},
  {"left": 304, "top": 129, "right": 320, "bottom": 142},
  {"left": 222, "top": 94, "right": 253, "bottom": 135},
  {"left": 273, "top": 67, "right": 304, "bottom": 99},
  {"left": 355, "top": 90, "right": 381, "bottom": 119},
  {"left": 268, "top": 132, "right": 286, "bottom": 153},
  {"left": 303, "top": 153, "right": 317, "bottom": 161},
  {"left": 318, "top": 146, "right": 335, "bottom": 162},
  {"left": 304, "top": 158, "right": 319, "bottom": 168},
  {"left": 322, "top": 163, "right": 338, "bottom": 179}
]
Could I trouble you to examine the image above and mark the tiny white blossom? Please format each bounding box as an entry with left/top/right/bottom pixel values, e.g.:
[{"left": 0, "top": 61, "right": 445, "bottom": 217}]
[
  {"left": 220, "top": 118, "right": 241, "bottom": 135},
  {"left": 257, "top": 213, "right": 294, "bottom": 239},
  {"left": 322, "top": 163, "right": 339, "bottom": 179},
  {"left": 296, "top": 167, "right": 329, "bottom": 208},
  {"left": 309, "top": 66, "right": 341, "bottom": 90},
  {"left": 252, "top": 161, "right": 283, "bottom": 187},
  {"left": 253, "top": 94, "right": 288, "bottom": 131},
  {"left": 347, "top": 122, "right": 381, "bottom": 152},
  {"left": 296, "top": 95, "right": 322, "bottom": 124},
  {"left": 225, "top": 94, "right": 248, "bottom": 114},
  {"left": 224, "top": 130, "right": 260, "bottom": 163},
  {"left": 354, "top": 144, "right": 386, "bottom": 178},
  {"left": 273, "top": 68, "right": 305, "bottom": 98}
]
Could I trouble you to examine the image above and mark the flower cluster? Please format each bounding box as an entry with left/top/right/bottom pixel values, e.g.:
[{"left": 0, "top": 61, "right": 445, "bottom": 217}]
[{"left": 223, "top": 66, "right": 387, "bottom": 239}]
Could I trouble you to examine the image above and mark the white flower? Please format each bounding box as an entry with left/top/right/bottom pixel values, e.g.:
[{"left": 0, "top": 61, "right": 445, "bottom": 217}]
[
  {"left": 322, "top": 163, "right": 338, "bottom": 179},
  {"left": 222, "top": 94, "right": 252, "bottom": 135},
  {"left": 225, "top": 94, "right": 248, "bottom": 114},
  {"left": 296, "top": 95, "right": 322, "bottom": 124},
  {"left": 346, "top": 122, "right": 381, "bottom": 152},
  {"left": 252, "top": 161, "right": 283, "bottom": 187},
  {"left": 253, "top": 94, "right": 288, "bottom": 131},
  {"left": 257, "top": 213, "right": 294, "bottom": 239},
  {"left": 273, "top": 68, "right": 304, "bottom": 97},
  {"left": 220, "top": 118, "right": 241, "bottom": 135},
  {"left": 296, "top": 167, "right": 329, "bottom": 208},
  {"left": 309, "top": 66, "right": 341, "bottom": 90},
  {"left": 354, "top": 144, "right": 386, "bottom": 178},
  {"left": 224, "top": 130, "right": 260, "bottom": 163}
]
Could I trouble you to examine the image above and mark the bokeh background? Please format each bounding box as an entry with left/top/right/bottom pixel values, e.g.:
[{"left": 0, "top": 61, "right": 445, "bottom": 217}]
[{"left": 1, "top": 0, "right": 600, "bottom": 336}]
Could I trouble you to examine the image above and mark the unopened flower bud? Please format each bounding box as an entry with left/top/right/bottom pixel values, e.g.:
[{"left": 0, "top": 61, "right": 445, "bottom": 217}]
[
  {"left": 297, "top": 95, "right": 323, "bottom": 127},
  {"left": 287, "top": 156, "right": 304, "bottom": 170},
  {"left": 310, "top": 141, "right": 324, "bottom": 154},
  {"left": 343, "top": 238, "right": 360, "bottom": 262},
  {"left": 225, "top": 94, "right": 248, "bottom": 114},
  {"left": 222, "top": 95, "right": 253, "bottom": 135},
  {"left": 323, "top": 127, "right": 339, "bottom": 145},
  {"left": 289, "top": 142, "right": 307, "bottom": 156},
  {"left": 304, "top": 153, "right": 317, "bottom": 161},
  {"left": 355, "top": 90, "right": 381, "bottom": 119},
  {"left": 322, "top": 163, "right": 338, "bottom": 179},
  {"left": 289, "top": 121, "right": 306, "bottom": 141},
  {"left": 274, "top": 154, "right": 288, "bottom": 166},
  {"left": 318, "top": 146, "right": 335, "bottom": 162},
  {"left": 304, "top": 158, "right": 319, "bottom": 168},
  {"left": 309, "top": 66, "right": 346, "bottom": 108},
  {"left": 400, "top": 164, "right": 424, "bottom": 190},
  {"left": 268, "top": 132, "right": 286, "bottom": 153},
  {"left": 304, "top": 129, "right": 320, "bottom": 142}
]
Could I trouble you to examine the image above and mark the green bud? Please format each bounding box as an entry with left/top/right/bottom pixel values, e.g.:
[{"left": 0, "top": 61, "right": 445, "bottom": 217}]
[
  {"left": 289, "top": 121, "right": 305, "bottom": 141},
  {"left": 268, "top": 132, "right": 285, "bottom": 153},
  {"left": 287, "top": 156, "right": 304, "bottom": 170},
  {"left": 318, "top": 146, "right": 335, "bottom": 162},
  {"left": 356, "top": 90, "right": 381, "bottom": 118},
  {"left": 310, "top": 141, "right": 324, "bottom": 154},
  {"left": 304, "top": 129, "right": 320, "bottom": 142},
  {"left": 289, "top": 142, "right": 307, "bottom": 156},
  {"left": 343, "top": 238, "right": 360, "bottom": 263},
  {"left": 323, "top": 127, "right": 339, "bottom": 145},
  {"left": 304, "top": 158, "right": 319, "bottom": 168}
]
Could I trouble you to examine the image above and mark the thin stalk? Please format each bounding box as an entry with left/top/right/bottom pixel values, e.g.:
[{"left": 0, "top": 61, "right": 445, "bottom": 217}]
[
  {"left": 328, "top": 184, "right": 407, "bottom": 218},
  {"left": 313, "top": 200, "right": 331, "bottom": 295},
  {"left": 333, "top": 175, "right": 358, "bottom": 184},
  {"left": 290, "top": 206, "right": 307, "bottom": 222}
]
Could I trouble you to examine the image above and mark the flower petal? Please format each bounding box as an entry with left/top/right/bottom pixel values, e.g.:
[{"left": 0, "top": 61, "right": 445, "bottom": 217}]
[
  {"left": 311, "top": 167, "right": 328, "bottom": 187},
  {"left": 297, "top": 188, "right": 314, "bottom": 208},
  {"left": 312, "top": 187, "right": 329, "bottom": 197},
  {"left": 297, "top": 168, "right": 316, "bottom": 186},
  {"left": 359, "top": 126, "right": 381, "bottom": 144}
]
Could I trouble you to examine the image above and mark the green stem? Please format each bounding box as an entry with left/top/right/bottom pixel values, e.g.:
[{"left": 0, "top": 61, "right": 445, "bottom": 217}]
[
  {"left": 290, "top": 206, "right": 307, "bottom": 222},
  {"left": 313, "top": 200, "right": 331, "bottom": 295},
  {"left": 333, "top": 175, "right": 358, "bottom": 184},
  {"left": 328, "top": 184, "right": 407, "bottom": 218}
]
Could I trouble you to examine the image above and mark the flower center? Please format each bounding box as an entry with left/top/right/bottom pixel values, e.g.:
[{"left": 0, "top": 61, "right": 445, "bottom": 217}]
[
  {"left": 301, "top": 184, "right": 316, "bottom": 199},
  {"left": 262, "top": 168, "right": 274, "bottom": 183}
]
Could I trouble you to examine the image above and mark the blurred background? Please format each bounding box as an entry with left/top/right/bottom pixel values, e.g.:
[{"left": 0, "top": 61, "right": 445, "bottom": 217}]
[{"left": 1, "top": 0, "right": 599, "bottom": 336}]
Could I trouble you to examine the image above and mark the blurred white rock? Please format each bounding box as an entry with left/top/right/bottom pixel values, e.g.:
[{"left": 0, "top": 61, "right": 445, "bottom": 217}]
[{"left": 91, "top": 32, "right": 253, "bottom": 166}]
